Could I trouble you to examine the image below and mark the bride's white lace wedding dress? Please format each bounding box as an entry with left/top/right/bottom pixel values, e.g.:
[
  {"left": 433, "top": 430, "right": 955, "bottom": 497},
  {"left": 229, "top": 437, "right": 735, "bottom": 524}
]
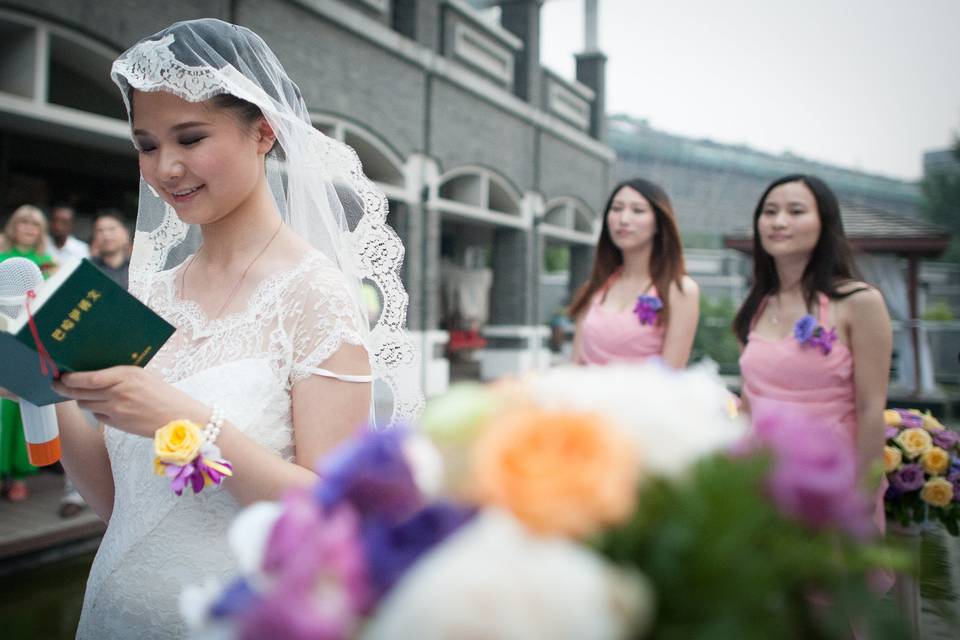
[{"left": 76, "top": 250, "right": 365, "bottom": 639}]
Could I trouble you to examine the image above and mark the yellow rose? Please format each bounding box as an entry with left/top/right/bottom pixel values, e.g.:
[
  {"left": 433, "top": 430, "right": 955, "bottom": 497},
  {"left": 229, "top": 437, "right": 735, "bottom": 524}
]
[
  {"left": 883, "top": 409, "right": 902, "bottom": 428},
  {"left": 882, "top": 446, "right": 903, "bottom": 473},
  {"left": 921, "top": 446, "right": 951, "bottom": 476},
  {"left": 154, "top": 419, "right": 203, "bottom": 466},
  {"left": 471, "top": 409, "right": 639, "bottom": 538},
  {"left": 915, "top": 410, "right": 945, "bottom": 432},
  {"left": 920, "top": 477, "right": 954, "bottom": 508},
  {"left": 895, "top": 427, "right": 933, "bottom": 459}
]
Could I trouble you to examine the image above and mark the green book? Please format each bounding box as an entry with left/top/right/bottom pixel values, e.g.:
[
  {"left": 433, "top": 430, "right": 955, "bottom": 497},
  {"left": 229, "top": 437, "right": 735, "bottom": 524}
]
[{"left": 0, "top": 258, "right": 174, "bottom": 406}]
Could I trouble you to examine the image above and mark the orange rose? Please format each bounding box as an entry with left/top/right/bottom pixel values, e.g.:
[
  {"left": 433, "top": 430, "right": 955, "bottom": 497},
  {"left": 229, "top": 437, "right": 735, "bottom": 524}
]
[{"left": 470, "top": 409, "right": 639, "bottom": 538}]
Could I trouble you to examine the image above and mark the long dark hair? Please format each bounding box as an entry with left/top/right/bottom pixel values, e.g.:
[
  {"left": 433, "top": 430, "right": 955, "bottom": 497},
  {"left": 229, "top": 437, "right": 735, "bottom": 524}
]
[
  {"left": 568, "top": 178, "right": 687, "bottom": 326},
  {"left": 732, "top": 174, "right": 864, "bottom": 343}
]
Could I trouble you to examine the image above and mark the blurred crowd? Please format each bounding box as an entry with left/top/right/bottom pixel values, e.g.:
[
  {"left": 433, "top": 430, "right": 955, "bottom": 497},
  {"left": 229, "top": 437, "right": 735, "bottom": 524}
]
[{"left": 0, "top": 203, "right": 131, "bottom": 515}]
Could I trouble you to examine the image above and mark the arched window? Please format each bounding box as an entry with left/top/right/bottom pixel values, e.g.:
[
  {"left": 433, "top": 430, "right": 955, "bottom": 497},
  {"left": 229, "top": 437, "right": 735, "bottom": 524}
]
[
  {"left": 541, "top": 197, "right": 598, "bottom": 245},
  {"left": 433, "top": 166, "right": 524, "bottom": 228},
  {"left": 0, "top": 9, "right": 128, "bottom": 149},
  {"left": 311, "top": 115, "right": 406, "bottom": 200}
]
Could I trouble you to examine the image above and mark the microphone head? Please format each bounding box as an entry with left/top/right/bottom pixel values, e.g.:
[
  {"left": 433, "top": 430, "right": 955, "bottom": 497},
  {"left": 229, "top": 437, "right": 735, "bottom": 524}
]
[{"left": 0, "top": 257, "right": 44, "bottom": 321}]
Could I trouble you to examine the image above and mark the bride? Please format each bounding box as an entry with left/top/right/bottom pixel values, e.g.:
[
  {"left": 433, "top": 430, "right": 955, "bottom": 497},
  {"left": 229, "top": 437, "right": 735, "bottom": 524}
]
[{"left": 2, "top": 19, "right": 419, "bottom": 639}]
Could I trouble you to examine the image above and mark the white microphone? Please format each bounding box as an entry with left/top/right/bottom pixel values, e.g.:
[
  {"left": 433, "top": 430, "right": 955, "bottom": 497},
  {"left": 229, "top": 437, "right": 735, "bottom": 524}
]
[{"left": 0, "top": 257, "right": 61, "bottom": 466}]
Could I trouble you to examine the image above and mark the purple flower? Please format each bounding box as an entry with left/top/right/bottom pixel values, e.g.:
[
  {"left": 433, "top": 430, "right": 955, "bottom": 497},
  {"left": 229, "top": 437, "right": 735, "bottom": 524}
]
[
  {"left": 793, "top": 315, "right": 838, "bottom": 355},
  {"left": 164, "top": 461, "right": 195, "bottom": 496},
  {"left": 810, "top": 326, "right": 838, "bottom": 355},
  {"left": 890, "top": 464, "right": 925, "bottom": 493},
  {"left": 793, "top": 314, "right": 817, "bottom": 343},
  {"left": 898, "top": 410, "right": 923, "bottom": 429},
  {"left": 240, "top": 501, "right": 372, "bottom": 640},
  {"left": 947, "top": 471, "right": 960, "bottom": 503},
  {"left": 239, "top": 584, "right": 355, "bottom": 640},
  {"left": 262, "top": 489, "right": 327, "bottom": 575},
  {"left": 885, "top": 426, "right": 900, "bottom": 441},
  {"left": 753, "top": 409, "right": 873, "bottom": 538},
  {"left": 932, "top": 429, "right": 960, "bottom": 451},
  {"left": 633, "top": 294, "right": 663, "bottom": 326},
  {"left": 362, "top": 502, "right": 475, "bottom": 601},
  {"left": 159, "top": 452, "right": 232, "bottom": 496},
  {"left": 211, "top": 578, "right": 259, "bottom": 619},
  {"left": 315, "top": 428, "right": 422, "bottom": 522}
]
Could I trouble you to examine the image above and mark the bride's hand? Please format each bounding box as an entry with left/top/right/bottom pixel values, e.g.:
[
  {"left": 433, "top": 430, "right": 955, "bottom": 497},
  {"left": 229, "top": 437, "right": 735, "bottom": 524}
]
[
  {"left": 53, "top": 367, "right": 208, "bottom": 439},
  {"left": 0, "top": 386, "right": 19, "bottom": 401}
]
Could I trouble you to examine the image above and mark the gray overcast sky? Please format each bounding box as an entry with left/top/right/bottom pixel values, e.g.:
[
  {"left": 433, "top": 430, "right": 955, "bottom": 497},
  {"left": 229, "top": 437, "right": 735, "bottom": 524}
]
[{"left": 539, "top": 0, "right": 960, "bottom": 180}]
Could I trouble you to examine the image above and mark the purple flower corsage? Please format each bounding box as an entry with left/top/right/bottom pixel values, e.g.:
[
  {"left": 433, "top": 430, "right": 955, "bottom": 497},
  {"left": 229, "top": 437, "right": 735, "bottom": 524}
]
[
  {"left": 793, "top": 314, "right": 838, "bottom": 355},
  {"left": 633, "top": 294, "right": 663, "bottom": 326}
]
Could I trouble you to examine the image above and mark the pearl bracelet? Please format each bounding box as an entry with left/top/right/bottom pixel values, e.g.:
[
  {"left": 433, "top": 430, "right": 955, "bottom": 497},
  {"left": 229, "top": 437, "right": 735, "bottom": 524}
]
[{"left": 202, "top": 403, "right": 225, "bottom": 445}]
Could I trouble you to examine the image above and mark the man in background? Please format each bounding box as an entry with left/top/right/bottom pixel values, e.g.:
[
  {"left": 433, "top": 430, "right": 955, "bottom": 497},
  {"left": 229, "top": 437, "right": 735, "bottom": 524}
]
[
  {"left": 90, "top": 210, "right": 131, "bottom": 289},
  {"left": 47, "top": 203, "right": 89, "bottom": 265}
]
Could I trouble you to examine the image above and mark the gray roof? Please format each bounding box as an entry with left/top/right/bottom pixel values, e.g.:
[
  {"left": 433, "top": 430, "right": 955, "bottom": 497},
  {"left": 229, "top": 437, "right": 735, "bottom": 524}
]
[
  {"left": 609, "top": 115, "right": 922, "bottom": 206},
  {"left": 838, "top": 201, "right": 947, "bottom": 239}
]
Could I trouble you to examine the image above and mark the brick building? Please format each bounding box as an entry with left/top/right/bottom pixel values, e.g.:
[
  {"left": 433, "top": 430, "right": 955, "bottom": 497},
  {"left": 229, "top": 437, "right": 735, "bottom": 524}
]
[{"left": 0, "top": 0, "right": 615, "bottom": 397}]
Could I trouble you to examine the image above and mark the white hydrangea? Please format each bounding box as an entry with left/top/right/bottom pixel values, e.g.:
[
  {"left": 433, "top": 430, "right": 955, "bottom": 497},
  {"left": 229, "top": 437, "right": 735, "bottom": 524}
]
[
  {"left": 362, "top": 509, "right": 652, "bottom": 640},
  {"left": 527, "top": 361, "right": 746, "bottom": 477}
]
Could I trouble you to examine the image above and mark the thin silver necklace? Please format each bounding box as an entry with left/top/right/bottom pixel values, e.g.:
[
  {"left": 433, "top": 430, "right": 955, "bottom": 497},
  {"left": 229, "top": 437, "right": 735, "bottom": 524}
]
[{"left": 180, "top": 220, "right": 284, "bottom": 320}]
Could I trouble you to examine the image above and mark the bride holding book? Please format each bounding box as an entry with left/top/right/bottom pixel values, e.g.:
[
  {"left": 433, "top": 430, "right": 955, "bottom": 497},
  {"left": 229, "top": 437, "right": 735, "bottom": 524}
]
[{"left": 0, "top": 18, "right": 419, "bottom": 639}]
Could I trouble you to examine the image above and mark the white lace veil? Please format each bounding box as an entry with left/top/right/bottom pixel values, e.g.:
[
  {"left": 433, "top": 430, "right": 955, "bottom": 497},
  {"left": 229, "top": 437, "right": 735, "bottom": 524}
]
[{"left": 110, "top": 19, "right": 422, "bottom": 426}]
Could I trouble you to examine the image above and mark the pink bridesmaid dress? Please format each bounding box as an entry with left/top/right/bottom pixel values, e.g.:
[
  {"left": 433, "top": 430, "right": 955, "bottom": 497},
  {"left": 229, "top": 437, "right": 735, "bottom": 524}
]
[
  {"left": 739, "top": 292, "right": 889, "bottom": 542},
  {"left": 579, "top": 272, "right": 664, "bottom": 365}
]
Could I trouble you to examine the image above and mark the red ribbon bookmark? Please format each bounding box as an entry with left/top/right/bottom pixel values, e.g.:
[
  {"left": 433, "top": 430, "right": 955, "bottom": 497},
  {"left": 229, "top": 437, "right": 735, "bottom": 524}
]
[{"left": 24, "top": 290, "right": 60, "bottom": 379}]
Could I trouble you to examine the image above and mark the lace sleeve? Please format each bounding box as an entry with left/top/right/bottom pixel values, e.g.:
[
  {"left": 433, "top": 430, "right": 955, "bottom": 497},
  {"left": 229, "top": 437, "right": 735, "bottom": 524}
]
[{"left": 284, "top": 259, "right": 367, "bottom": 387}]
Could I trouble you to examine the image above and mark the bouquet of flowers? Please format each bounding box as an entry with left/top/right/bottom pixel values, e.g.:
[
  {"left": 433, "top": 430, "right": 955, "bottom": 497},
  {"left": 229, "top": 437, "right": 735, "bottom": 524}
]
[
  {"left": 883, "top": 408, "right": 960, "bottom": 535},
  {"left": 182, "top": 364, "right": 902, "bottom": 640}
]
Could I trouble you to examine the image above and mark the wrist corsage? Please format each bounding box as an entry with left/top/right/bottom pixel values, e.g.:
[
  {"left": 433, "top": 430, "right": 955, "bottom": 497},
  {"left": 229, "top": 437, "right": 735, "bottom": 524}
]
[
  {"left": 793, "top": 314, "right": 838, "bottom": 355},
  {"left": 153, "top": 404, "right": 233, "bottom": 496},
  {"left": 633, "top": 294, "right": 663, "bottom": 326}
]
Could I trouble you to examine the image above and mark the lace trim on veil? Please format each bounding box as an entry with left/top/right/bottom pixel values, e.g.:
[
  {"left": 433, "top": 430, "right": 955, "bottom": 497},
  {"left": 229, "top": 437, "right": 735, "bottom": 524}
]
[{"left": 114, "top": 30, "right": 423, "bottom": 426}]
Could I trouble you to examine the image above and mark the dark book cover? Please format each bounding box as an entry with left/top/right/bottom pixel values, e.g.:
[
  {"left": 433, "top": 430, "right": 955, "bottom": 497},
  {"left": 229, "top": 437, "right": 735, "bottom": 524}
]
[{"left": 0, "top": 259, "right": 175, "bottom": 406}]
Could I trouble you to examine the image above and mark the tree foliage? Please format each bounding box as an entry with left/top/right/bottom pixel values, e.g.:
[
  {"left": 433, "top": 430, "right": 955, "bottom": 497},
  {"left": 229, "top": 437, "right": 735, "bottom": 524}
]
[{"left": 921, "top": 138, "right": 960, "bottom": 262}]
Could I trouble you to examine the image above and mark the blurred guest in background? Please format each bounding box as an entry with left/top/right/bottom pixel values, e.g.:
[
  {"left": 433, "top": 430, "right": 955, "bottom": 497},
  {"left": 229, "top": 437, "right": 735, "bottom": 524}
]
[
  {"left": 0, "top": 204, "right": 55, "bottom": 501},
  {"left": 47, "top": 203, "right": 90, "bottom": 265},
  {"left": 90, "top": 210, "right": 131, "bottom": 289}
]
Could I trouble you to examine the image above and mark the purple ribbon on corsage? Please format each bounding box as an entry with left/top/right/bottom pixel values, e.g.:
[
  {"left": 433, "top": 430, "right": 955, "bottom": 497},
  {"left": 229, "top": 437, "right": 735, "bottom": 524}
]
[
  {"left": 633, "top": 294, "right": 663, "bottom": 326},
  {"left": 157, "top": 444, "right": 234, "bottom": 496},
  {"left": 793, "top": 314, "right": 838, "bottom": 355}
]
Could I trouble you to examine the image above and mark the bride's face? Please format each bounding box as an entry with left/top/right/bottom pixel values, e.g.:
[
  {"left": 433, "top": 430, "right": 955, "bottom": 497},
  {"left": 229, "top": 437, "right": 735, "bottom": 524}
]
[{"left": 131, "top": 90, "right": 273, "bottom": 226}]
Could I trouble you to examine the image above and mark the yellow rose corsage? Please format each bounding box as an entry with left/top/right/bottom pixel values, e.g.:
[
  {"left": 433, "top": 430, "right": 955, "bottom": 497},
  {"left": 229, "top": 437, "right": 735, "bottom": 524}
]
[{"left": 153, "top": 418, "right": 233, "bottom": 496}]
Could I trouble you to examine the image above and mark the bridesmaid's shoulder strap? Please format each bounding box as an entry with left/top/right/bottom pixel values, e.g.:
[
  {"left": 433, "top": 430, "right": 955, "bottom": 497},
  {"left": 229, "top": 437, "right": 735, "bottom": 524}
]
[
  {"left": 597, "top": 267, "right": 623, "bottom": 304},
  {"left": 817, "top": 292, "right": 831, "bottom": 324}
]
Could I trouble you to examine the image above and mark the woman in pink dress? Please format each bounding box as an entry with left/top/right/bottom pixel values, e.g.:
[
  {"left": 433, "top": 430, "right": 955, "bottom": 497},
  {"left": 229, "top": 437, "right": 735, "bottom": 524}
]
[
  {"left": 735, "top": 174, "right": 892, "bottom": 538},
  {"left": 570, "top": 178, "right": 699, "bottom": 368}
]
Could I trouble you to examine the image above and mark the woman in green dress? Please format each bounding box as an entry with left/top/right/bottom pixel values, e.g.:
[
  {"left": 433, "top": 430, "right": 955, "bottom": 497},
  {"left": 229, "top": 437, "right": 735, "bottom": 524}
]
[{"left": 0, "top": 204, "right": 55, "bottom": 501}]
